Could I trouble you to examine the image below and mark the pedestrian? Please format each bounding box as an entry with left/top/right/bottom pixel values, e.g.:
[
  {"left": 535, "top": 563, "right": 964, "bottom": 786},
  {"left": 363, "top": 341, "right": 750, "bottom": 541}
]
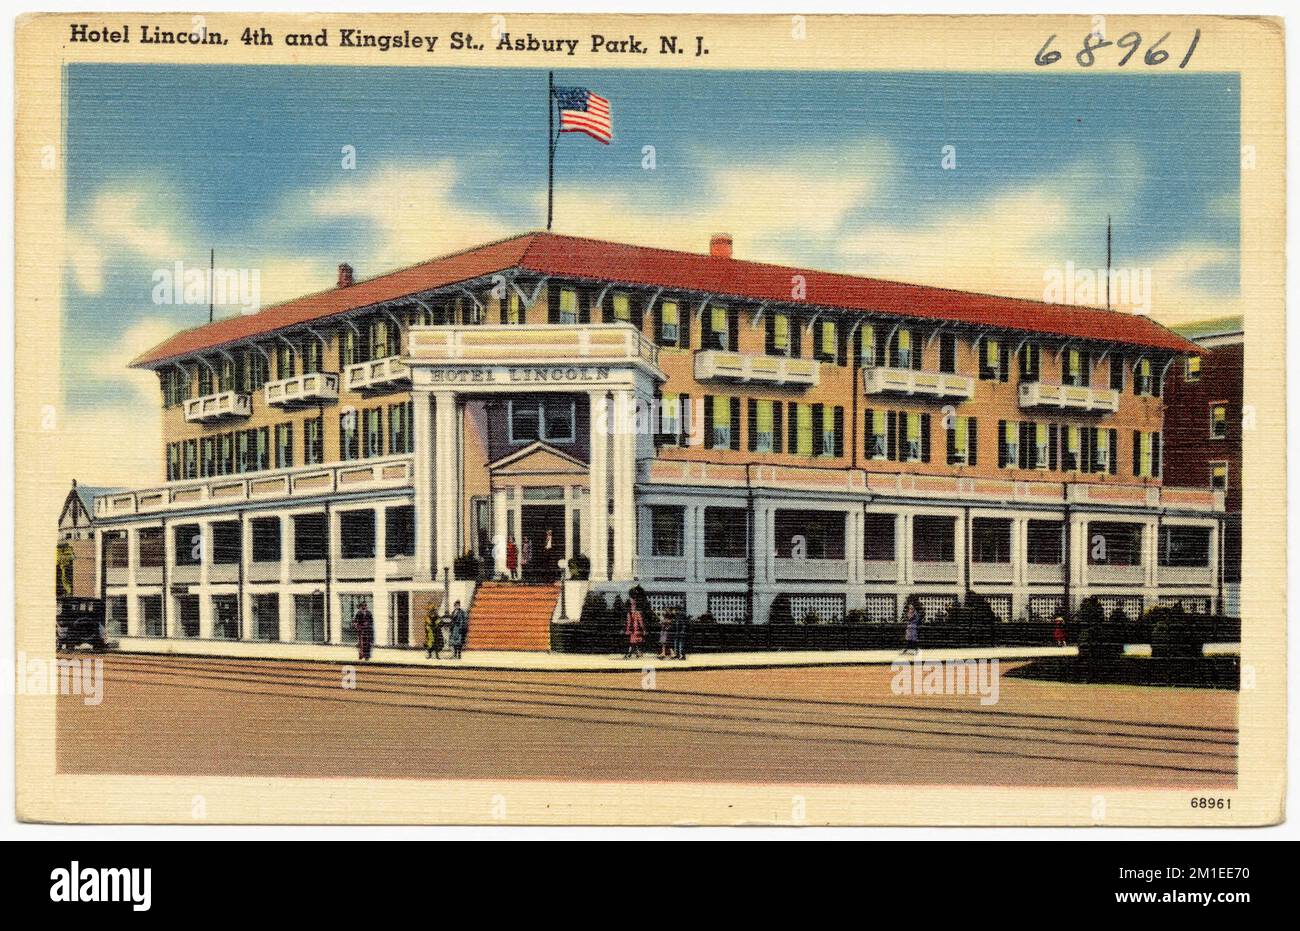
[
  {"left": 903, "top": 599, "right": 921, "bottom": 655},
  {"left": 1053, "top": 613, "right": 1067, "bottom": 648},
  {"left": 354, "top": 601, "right": 373, "bottom": 661},
  {"left": 522, "top": 537, "right": 533, "bottom": 579},
  {"left": 672, "top": 609, "right": 689, "bottom": 660},
  {"left": 424, "top": 601, "right": 444, "bottom": 659},
  {"left": 624, "top": 597, "right": 645, "bottom": 659},
  {"left": 449, "top": 600, "right": 468, "bottom": 659},
  {"left": 657, "top": 608, "right": 672, "bottom": 659},
  {"left": 506, "top": 535, "right": 519, "bottom": 581}
]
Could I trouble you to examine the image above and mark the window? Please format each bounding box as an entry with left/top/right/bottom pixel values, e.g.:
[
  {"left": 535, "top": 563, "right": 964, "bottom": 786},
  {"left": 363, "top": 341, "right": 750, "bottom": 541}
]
[
  {"left": 938, "top": 332, "right": 957, "bottom": 374},
  {"left": 790, "top": 402, "right": 814, "bottom": 457},
  {"left": 137, "top": 528, "right": 164, "bottom": 568},
  {"left": 706, "top": 305, "right": 731, "bottom": 351},
  {"left": 946, "top": 416, "right": 977, "bottom": 466},
  {"left": 1135, "top": 358, "right": 1156, "bottom": 396},
  {"left": 293, "top": 513, "right": 327, "bottom": 562},
  {"left": 1093, "top": 427, "right": 1116, "bottom": 474},
  {"left": 657, "top": 393, "right": 682, "bottom": 446},
  {"left": 183, "top": 439, "right": 198, "bottom": 479},
  {"left": 972, "top": 518, "right": 1012, "bottom": 563},
  {"left": 218, "top": 433, "right": 233, "bottom": 475},
  {"left": 198, "top": 363, "right": 214, "bottom": 396},
  {"left": 211, "top": 521, "right": 241, "bottom": 564},
  {"left": 304, "top": 416, "right": 324, "bottom": 465},
  {"left": 912, "top": 515, "right": 956, "bottom": 562},
  {"left": 610, "top": 291, "right": 632, "bottom": 323},
  {"left": 212, "top": 594, "right": 239, "bottom": 640},
  {"left": 251, "top": 518, "right": 281, "bottom": 563},
  {"left": 294, "top": 593, "right": 326, "bottom": 643},
  {"left": 703, "top": 507, "right": 747, "bottom": 559},
  {"left": 104, "top": 532, "right": 128, "bottom": 569},
  {"left": 1089, "top": 522, "right": 1143, "bottom": 566},
  {"left": 659, "top": 300, "right": 680, "bottom": 345},
  {"left": 385, "top": 505, "right": 415, "bottom": 558},
  {"left": 1159, "top": 526, "right": 1211, "bottom": 567},
  {"left": 1133, "top": 431, "right": 1162, "bottom": 478},
  {"left": 1019, "top": 343, "right": 1041, "bottom": 382},
  {"left": 815, "top": 319, "right": 837, "bottom": 363},
  {"left": 1185, "top": 355, "right": 1202, "bottom": 382},
  {"left": 174, "top": 524, "right": 200, "bottom": 566},
  {"left": 340, "top": 410, "right": 360, "bottom": 460},
  {"left": 364, "top": 407, "right": 384, "bottom": 458},
  {"left": 865, "top": 409, "right": 888, "bottom": 460},
  {"left": 505, "top": 290, "right": 523, "bottom": 325},
  {"left": 770, "top": 313, "right": 791, "bottom": 356},
  {"left": 707, "top": 395, "right": 738, "bottom": 451},
  {"left": 167, "top": 443, "right": 181, "bottom": 481},
  {"left": 863, "top": 513, "right": 895, "bottom": 561},
  {"left": 340, "top": 510, "right": 376, "bottom": 560},
  {"left": 902, "top": 412, "right": 924, "bottom": 463},
  {"left": 814, "top": 404, "right": 843, "bottom": 458},
  {"left": 1033, "top": 422, "right": 1051, "bottom": 470},
  {"left": 1063, "top": 348, "right": 1089, "bottom": 387},
  {"left": 748, "top": 399, "right": 780, "bottom": 454},
  {"left": 176, "top": 595, "right": 200, "bottom": 638},
  {"left": 1110, "top": 354, "right": 1126, "bottom": 391},
  {"left": 891, "top": 329, "right": 917, "bottom": 369},
  {"left": 389, "top": 400, "right": 413, "bottom": 454},
  {"left": 558, "top": 287, "right": 578, "bottom": 324},
  {"left": 276, "top": 341, "right": 296, "bottom": 379},
  {"left": 138, "top": 595, "right": 164, "bottom": 637},
  {"left": 302, "top": 335, "right": 324, "bottom": 374},
  {"left": 650, "top": 506, "right": 685, "bottom": 558},
  {"left": 508, "top": 398, "right": 576, "bottom": 445},
  {"left": 1060, "top": 425, "right": 1080, "bottom": 472},
  {"left": 859, "top": 323, "right": 876, "bottom": 366},
  {"left": 998, "top": 420, "right": 1019, "bottom": 469},
  {"left": 979, "top": 337, "right": 1006, "bottom": 380},
  {"left": 1210, "top": 403, "right": 1228, "bottom": 439},
  {"left": 774, "top": 510, "right": 845, "bottom": 560},
  {"left": 1027, "top": 520, "right": 1064, "bottom": 565},
  {"left": 252, "top": 594, "right": 279, "bottom": 642},
  {"left": 1210, "top": 461, "right": 1228, "bottom": 492},
  {"left": 275, "top": 422, "right": 293, "bottom": 469}
]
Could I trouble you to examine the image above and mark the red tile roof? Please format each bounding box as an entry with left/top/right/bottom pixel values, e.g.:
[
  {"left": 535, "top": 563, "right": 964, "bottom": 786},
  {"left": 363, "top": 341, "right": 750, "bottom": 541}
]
[{"left": 133, "top": 231, "right": 1199, "bottom": 366}]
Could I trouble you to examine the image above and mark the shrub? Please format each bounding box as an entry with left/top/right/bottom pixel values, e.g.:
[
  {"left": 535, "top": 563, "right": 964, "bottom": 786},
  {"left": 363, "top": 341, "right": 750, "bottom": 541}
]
[
  {"left": 1076, "top": 597, "right": 1125, "bottom": 664},
  {"left": 963, "top": 592, "right": 998, "bottom": 647},
  {"left": 1148, "top": 606, "right": 1201, "bottom": 658},
  {"left": 696, "top": 612, "right": 716, "bottom": 626},
  {"left": 800, "top": 611, "right": 821, "bottom": 626},
  {"left": 567, "top": 553, "right": 591, "bottom": 580},
  {"left": 844, "top": 608, "right": 867, "bottom": 625},
  {"left": 453, "top": 551, "right": 480, "bottom": 580},
  {"left": 769, "top": 594, "right": 794, "bottom": 626},
  {"left": 578, "top": 592, "right": 610, "bottom": 626}
]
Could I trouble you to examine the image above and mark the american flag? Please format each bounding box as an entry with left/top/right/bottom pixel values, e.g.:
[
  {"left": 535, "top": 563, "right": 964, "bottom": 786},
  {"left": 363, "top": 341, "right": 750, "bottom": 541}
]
[{"left": 553, "top": 86, "right": 612, "bottom": 144}]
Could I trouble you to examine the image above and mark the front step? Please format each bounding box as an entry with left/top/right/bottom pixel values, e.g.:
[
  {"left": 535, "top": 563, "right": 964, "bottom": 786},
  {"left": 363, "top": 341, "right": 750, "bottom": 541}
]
[{"left": 465, "top": 582, "right": 558, "bottom": 651}]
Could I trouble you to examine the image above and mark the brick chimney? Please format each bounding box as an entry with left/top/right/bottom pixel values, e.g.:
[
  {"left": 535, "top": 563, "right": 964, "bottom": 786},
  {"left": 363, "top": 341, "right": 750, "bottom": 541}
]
[
  {"left": 337, "top": 263, "right": 354, "bottom": 288},
  {"left": 710, "top": 234, "right": 733, "bottom": 259}
]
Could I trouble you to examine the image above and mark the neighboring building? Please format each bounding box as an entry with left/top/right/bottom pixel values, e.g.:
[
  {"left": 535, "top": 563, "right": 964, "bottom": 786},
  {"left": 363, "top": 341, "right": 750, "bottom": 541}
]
[
  {"left": 1163, "top": 316, "right": 1243, "bottom": 616},
  {"left": 88, "top": 232, "right": 1224, "bottom": 650},
  {"left": 57, "top": 480, "right": 121, "bottom": 601}
]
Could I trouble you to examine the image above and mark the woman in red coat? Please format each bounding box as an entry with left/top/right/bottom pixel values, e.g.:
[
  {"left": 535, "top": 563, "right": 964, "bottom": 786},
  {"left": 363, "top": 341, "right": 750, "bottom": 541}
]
[
  {"left": 624, "top": 600, "right": 646, "bottom": 659},
  {"left": 505, "top": 536, "right": 518, "bottom": 580}
]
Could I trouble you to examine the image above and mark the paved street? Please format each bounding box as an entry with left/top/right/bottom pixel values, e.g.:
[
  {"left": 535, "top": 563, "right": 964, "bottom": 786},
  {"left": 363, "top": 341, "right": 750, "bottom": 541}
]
[{"left": 57, "top": 653, "right": 1237, "bottom": 788}]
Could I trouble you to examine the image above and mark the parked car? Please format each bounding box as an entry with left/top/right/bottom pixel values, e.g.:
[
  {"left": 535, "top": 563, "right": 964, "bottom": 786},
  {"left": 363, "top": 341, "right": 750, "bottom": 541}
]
[{"left": 56, "top": 597, "right": 106, "bottom": 650}]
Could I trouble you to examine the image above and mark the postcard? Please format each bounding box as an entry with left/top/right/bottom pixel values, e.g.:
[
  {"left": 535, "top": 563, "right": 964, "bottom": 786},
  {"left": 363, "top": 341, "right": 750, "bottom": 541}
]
[{"left": 14, "top": 12, "right": 1286, "bottom": 825}]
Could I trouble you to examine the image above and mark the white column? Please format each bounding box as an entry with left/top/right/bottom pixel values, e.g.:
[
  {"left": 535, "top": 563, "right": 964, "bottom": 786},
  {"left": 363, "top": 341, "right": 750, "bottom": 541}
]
[
  {"left": 412, "top": 389, "right": 434, "bottom": 582},
  {"left": 373, "top": 506, "right": 389, "bottom": 647},
  {"left": 197, "top": 522, "right": 213, "bottom": 638},
  {"left": 611, "top": 389, "right": 637, "bottom": 581},
  {"left": 432, "top": 390, "right": 461, "bottom": 583},
  {"left": 240, "top": 515, "right": 254, "bottom": 640},
  {"left": 492, "top": 490, "right": 508, "bottom": 575},
  {"left": 588, "top": 390, "right": 611, "bottom": 582},
  {"left": 278, "top": 515, "right": 294, "bottom": 642}
]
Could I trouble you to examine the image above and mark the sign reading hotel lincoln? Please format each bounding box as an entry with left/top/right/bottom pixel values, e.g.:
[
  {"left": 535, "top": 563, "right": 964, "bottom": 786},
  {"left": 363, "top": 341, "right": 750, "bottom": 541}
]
[
  {"left": 13, "top": 13, "right": 1285, "bottom": 830},
  {"left": 427, "top": 365, "right": 615, "bottom": 385}
]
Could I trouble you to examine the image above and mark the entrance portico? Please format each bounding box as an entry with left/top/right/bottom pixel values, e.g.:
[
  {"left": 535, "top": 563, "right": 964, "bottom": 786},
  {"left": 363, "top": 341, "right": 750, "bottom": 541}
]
[{"left": 406, "top": 323, "right": 664, "bottom": 589}]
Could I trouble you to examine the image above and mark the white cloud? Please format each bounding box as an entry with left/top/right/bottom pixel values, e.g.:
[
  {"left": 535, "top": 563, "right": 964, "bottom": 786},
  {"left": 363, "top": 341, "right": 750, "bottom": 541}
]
[{"left": 67, "top": 187, "right": 189, "bottom": 295}]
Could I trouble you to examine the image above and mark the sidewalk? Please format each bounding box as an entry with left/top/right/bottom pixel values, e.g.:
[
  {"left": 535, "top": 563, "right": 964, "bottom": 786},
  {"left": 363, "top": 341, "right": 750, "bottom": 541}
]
[{"left": 110, "top": 636, "right": 1077, "bottom": 672}]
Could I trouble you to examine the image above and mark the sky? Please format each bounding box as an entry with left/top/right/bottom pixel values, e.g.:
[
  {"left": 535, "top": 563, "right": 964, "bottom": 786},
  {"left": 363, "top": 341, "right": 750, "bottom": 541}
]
[{"left": 61, "top": 64, "right": 1240, "bottom": 485}]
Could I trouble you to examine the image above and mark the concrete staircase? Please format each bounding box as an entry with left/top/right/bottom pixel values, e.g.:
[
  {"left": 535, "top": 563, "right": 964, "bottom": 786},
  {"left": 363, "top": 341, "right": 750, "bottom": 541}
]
[{"left": 466, "top": 582, "right": 558, "bottom": 651}]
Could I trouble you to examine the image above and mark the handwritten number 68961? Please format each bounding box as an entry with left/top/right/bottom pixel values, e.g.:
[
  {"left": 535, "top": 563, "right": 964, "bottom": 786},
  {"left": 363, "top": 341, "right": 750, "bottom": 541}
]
[{"left": 1035, "top": 29, "right": 1201, "bottom": 68}]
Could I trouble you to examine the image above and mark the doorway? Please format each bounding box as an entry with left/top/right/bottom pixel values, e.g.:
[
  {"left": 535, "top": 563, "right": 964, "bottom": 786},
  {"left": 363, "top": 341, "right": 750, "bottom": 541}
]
[{"left": 520, "top": 505, "right": 566, "bottom": 581}]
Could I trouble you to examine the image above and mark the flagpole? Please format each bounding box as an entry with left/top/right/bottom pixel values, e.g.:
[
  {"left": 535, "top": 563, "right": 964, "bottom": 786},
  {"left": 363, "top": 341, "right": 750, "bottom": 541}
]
[{"left": 547, "top": 71, "right": 555, "bottom": 231}]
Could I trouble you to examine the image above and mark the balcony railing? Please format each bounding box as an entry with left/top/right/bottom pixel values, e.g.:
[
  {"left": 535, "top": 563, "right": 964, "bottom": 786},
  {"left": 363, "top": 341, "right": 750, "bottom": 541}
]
[
  {"left": 1018, "top": 381, "right": 1120, "bottom": 414},
  {"left": 93, "top": 455, "right": 415, "bottom": 519},
  {"left": 184, "top": 391, "right": 252, "bottom": 423},
  {"left": 1158, "top": 565, "right": 1215, "bottom": 586},
  {"left": 633, "top": 556, "right": 689, "bottom": 580},
  {"left": 693, "top": 350, "right": 820, "bottom": 387},
  {"left": 345, "top": 355, "right": 410, "bottom": 393},
  {"left": 862, "top": 366, "right": 974, "bottom": 401},
  {"left": 773, "top": 558, "right": 849, "bottom": 582},
  {"left": 264, "top": 371, "right": 339, "bottom": 408},
  {"left": 1087, "top": 563, "right": 1146, "bottom": 585},
  {"left": 409, "top": 323, "right": 661, "bottom": 372}
]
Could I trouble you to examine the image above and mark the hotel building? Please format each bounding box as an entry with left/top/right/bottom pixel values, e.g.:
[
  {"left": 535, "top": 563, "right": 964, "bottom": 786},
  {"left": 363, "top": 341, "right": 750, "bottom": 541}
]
[{"left": 88, "top": 232, "right": 1224, "bottom": 650}]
